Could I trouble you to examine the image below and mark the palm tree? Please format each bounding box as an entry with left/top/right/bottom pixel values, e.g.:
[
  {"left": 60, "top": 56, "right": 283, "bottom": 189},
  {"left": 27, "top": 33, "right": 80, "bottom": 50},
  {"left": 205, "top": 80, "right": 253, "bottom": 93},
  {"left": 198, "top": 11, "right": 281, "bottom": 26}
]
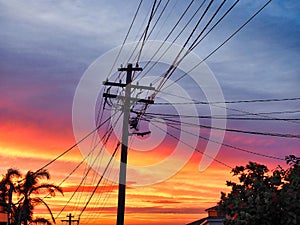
[
  {"left": 0, "top": 168, "right": 21, "bottom": 225},
  {"left": 14, "top": 169, "right": 63, "bottom": 225},
  {"left": 0, "top": 168, "right": 21, "bottom": 204}
]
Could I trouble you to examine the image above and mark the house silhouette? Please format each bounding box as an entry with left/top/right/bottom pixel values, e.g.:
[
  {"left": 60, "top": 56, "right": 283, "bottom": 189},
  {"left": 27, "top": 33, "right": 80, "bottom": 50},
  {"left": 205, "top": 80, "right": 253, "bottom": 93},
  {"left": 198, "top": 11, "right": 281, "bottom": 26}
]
[{"left": 186, "top": 206, "right": 224, "bottom": 225}]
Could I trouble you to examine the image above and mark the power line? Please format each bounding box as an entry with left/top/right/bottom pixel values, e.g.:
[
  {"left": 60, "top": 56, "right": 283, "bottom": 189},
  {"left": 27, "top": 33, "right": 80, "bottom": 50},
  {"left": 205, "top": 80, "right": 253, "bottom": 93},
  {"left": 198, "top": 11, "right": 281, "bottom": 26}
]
[
  {"left": 149, "top": 117, "right": 285, "bottom": 161},
  {"left": 142, "top": 0, "right": 193, "bottom": 69},
  {"left": 130, "top": 0, "right": 215, "bottom": 127},
  {"left": 57, "top": 109, "right": 124, "bottom": 219},
  {"left": 85, "top": 148, "right": 119, "bottom": 222},
  {"left": 144, "top": 0, "right": 171, "bottom": 40},
  {"left": 78, "top": 142, "right": 120, "bottom": 219},
  {"left": 248, "top": 110, "right": 300, "bottom": 115},
  {"left": 149, "top": 119, "right": 233, "bottom": 169},
  {"left": 136, "top": 0, "right": 205, "bottom": 81},
  {"left": 161, "top": 0, "right": 273, "bottom": 91},
  {"left": 142, "top": 115, "right": 300, "bottom": 139},
  {"left": 155, "top": 0, "right": 215, "bottom": 93},
  {"left": 149, "top": 0, "right": 180, "bottom": 42},
  {"left": 35, "top": 112, "right": 117, "bottom": 173},
  {"left": 149, "top": 0, "right": 239, "bottom": 93},
  {"left": 75, "top": 101, "right": 118, "bottom": 213},
  {"left": 108, "top": 0, "right": 143, "bottom": 77},
  {"left": 153, "top": 97, "right": 300, "bottom": 105},
  {"left": 189, "top": 0, "right": 240, "bottom": 52},
  {"left": 135, "top": 0, "right": 158, "bottom": 65},
  {"left": 155, "top": 0, "right": 227, "bottom": 92},
  {"left": 126, "top": 0, "right": 161, "bottom": 65},
  {"left": 56, "top": 119, "right": 120, "bottom": 219},
  {"left": 143, "top": 109, "right": 300, "bottom": 117},
  {"left": 153, "top": 90, "right": 300, "bottom": 124},
  {"left": 141, "top": 111, "right": 300, "bottom": 121}
]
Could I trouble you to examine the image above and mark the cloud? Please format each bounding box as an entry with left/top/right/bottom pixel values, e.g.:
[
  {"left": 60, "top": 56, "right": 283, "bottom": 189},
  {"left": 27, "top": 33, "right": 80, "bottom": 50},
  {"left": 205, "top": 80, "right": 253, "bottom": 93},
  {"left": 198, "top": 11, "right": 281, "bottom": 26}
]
[
  {"left": 145, "top": 199, "right": 181, "bottom": 204},
  {"left": 0, "top": 0, "right": 138, "bottom": 54},
  {"left": 80, "top": 205, "right": 204, "bottom": 215},
  {"left": 62, "top": 184, "right": 119, "bottom": 193}
]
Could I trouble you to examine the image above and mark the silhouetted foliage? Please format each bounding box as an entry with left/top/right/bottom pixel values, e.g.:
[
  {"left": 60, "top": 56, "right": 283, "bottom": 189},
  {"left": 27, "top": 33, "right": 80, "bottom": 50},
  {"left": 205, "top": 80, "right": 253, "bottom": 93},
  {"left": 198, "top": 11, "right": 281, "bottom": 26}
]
[
  {"left": 0, "top": 169, "right": 63, "bottom": 225},
  {"left": 219, "top": 156, "right": 300, "bottom": 225},
  {"left": 31, "top": 217, "right": 52, "bottom": 225},
  {"left": 0, "top": 169, "right": 21, "bottom": 209}
]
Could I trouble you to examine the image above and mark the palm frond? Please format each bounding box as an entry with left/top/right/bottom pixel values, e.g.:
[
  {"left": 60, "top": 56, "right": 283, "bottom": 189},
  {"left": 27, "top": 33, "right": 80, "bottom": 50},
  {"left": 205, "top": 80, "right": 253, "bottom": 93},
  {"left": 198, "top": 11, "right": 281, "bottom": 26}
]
[{"left": 31, "top": 197, "right": 56, "bottom": 224}]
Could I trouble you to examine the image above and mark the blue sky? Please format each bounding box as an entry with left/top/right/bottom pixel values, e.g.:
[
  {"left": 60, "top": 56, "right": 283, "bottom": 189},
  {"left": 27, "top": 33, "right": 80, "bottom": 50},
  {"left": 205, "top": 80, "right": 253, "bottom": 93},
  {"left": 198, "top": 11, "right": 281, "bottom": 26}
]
[
  {"left": 1, "top": 0, "right": 300, "bottom": 169},
  {"left": 1, "top": 0, "right": 299, "bottom": 100},
  {"left": 0, "top": 0, "right": 299, "bottom": 146},
  {"left": 0, "top": 0, "right": 299, "bottom": 161}
]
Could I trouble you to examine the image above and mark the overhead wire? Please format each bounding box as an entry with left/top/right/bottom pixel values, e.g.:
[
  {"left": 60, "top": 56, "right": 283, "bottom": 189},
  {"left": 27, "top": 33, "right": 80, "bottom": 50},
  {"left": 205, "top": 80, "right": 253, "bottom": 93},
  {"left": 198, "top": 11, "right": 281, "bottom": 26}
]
[
  {"left": 149, "top": 0, "right": 180, "bottom": 41},
  {"left": 108, "top": 0, "right": 143, "bottom": 78},
  {"left": 69, "top": 126, "right": 114, "bottom": 217},
  {"left": 55, "top": 92, "right": 123, "bottom": 218},
  {"left": 154, "top": 0, "right": 215, "bottom": 93},
  {"left": 161, "top": 0, "right": 273, "bottom": 91},
  {"left": 55, "top": 114, "right": 122, "bottom": 219},
  {"left": 125, "top": 0, "right": 162, "bottom": 65},
  {"left": 144, "top": 110, "right": 300, "bottom": 117},
  {"left": 135, "top": 0, "right": 239, "bottom": 86},
  {"left": 78, "top": 107, "right": 122, "bottom": 221},
  {"left": 153, "top": 89, "right": 300, "bottom": 124},
  {"left": 86, "top": 126, "right": 143, "bottom": 221},
  {"left": 78, "top": 141, "right": 121, "bottom": 220},
  {"left": 147, "top": 116, "right": 285, "bottom": 161},
  {"left": 135, "top": 0, "right": 158, "bottom": 65},
  {"left": 155, "top": 0, "right": 228, "bottom": 92},
  {"left": 74, "top": 101, "right": 115, "bottom": 214},
  {"left": 84, "top": 148, "right": 119, "bottom": 223},
  {"left": 34, "top": 111, "right": 118, "bottom": 174},
  {"left": 189, "top": 0, "right": 240, "bottom": 52},
  {"left": 77, "top": 110, "right": 123, "bottom": 221},
  {"left": 149, "top": 118, "right": 233, "bottom": 169},
  {"left": 141, "top": 111, "right": 300, "bottom": 121},
  {"left": 130, "top": 0, "right": 212, "bottom": 130},
  {"left": 153, "top": 97, "right": 300, "bottom": 105},
  {"left": 144, "top": 0, "right": 171, "bottom": 41},
  {"left": 135, "top": 0, "right": 200, "bottom": 80},
  {"left": 143, "top": 114, "right": 300, "bottom": 138}
]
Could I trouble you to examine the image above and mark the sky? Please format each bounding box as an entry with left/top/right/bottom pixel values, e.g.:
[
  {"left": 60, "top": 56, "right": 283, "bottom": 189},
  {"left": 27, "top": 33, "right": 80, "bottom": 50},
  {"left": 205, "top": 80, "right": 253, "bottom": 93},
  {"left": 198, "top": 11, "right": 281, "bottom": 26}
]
[{"left": 0, "top": 0, "right": 300, "bottom": 225}]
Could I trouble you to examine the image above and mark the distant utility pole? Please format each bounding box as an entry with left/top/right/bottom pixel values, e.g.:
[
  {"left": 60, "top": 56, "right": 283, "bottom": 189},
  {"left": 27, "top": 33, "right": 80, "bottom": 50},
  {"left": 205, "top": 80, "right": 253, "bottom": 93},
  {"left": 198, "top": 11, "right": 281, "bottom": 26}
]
[
  {"left": 103, "top": 63, "right": 154, "bottom": 225},
  {"left": 61, "top": 213, "right": 79, "bottom": 225}
]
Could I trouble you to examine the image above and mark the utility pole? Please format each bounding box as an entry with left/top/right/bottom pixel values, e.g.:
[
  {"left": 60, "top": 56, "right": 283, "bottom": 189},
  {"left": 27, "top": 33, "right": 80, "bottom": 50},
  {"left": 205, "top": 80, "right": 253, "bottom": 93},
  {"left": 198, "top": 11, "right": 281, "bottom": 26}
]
[
  {"left": 61, "top": 213, "right": 79, "bottom": 225},
  {"left": 116, "top": 63, "right": 136, "bottom": 225},
  {"left": 103, "top": 63, "right": 154, "bottom": 225}
]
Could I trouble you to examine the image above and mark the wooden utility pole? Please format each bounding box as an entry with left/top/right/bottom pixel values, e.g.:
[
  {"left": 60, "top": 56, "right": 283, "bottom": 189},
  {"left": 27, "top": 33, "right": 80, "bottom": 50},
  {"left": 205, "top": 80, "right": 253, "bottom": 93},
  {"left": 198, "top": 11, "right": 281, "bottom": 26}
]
[
  {"left": 103, "top": 63, "right": 154, "bottom": 225},
  {"left": 116, "top": 63, "right": 136, "bottom": 225},
  {"left": 61, "top": 213, "right": 79, "bottom": 225}
]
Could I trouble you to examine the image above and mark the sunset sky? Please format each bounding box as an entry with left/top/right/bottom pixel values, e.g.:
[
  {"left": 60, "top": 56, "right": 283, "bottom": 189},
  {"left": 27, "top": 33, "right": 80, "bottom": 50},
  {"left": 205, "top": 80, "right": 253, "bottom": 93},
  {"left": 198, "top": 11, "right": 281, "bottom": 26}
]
[{"left": 0, "top": 0, "right": 300, "bottom": 225}]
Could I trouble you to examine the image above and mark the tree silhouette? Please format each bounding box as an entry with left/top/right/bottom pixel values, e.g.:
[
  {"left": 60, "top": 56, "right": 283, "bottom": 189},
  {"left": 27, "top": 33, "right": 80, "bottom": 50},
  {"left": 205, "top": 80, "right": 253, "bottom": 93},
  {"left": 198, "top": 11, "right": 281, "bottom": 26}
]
[
  {"left": 14, "top": 169, "right": 63, "bottom": 225},
  {"left": 0, "top": 168, "right": 21, "bottom": 224},
  {"left": 0, "top": 169, "right": 63, "bottom": 225},
  {"left": 219, "top": 156, "right": 300, "bottom": 225}
]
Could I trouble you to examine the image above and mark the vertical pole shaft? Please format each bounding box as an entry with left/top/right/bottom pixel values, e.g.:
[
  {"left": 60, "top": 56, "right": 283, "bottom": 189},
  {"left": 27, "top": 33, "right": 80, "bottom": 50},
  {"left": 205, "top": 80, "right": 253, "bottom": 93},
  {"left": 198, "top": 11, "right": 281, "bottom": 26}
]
[
  {"left": 116, "top": 64, "right": 132, "bottom": 225},
  {"left": 68, "top": 214, "right": 72, "bottom": 225}
]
